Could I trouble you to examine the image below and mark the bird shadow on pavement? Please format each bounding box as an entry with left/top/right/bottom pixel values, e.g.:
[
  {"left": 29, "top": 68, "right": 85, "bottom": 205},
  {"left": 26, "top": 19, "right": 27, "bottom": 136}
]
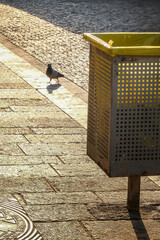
[{"left": 47, "top": 83, "right": 61, "bottom": 94}]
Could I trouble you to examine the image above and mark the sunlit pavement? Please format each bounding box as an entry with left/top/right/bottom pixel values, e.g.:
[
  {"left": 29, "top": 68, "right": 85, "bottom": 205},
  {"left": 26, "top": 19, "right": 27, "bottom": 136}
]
[{"left": 0, "top": 1, "right": 160, "bottom": 239}]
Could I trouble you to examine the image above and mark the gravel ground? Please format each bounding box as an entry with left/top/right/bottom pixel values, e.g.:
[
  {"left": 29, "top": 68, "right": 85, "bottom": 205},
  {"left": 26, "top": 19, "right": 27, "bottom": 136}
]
[{"left": 0, "top": 0, "right": 160, "bottom": 90}]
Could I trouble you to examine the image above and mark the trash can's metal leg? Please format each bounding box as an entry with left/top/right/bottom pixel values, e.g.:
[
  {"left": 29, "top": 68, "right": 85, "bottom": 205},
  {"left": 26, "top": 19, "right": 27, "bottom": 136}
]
[{"left": 127, "top": 176, "right": 141, "bottom": 211}]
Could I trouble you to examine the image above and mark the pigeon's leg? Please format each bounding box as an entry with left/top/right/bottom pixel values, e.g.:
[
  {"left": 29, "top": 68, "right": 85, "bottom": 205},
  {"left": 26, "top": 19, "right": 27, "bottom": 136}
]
[{"left": 57, "top": 77, "right": 59, "bottom": 84}]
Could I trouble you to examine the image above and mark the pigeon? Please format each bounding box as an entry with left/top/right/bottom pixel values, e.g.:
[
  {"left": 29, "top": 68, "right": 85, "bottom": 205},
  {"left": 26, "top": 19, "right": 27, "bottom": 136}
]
[{"left": 46, "top": 64, "right": 64, "bottom": 84}]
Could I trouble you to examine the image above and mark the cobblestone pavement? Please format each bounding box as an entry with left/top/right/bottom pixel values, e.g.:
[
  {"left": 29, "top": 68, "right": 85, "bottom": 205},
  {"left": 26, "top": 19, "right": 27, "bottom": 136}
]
[{"left": 0, "top": 0, "right": 160, "bottom": 90}]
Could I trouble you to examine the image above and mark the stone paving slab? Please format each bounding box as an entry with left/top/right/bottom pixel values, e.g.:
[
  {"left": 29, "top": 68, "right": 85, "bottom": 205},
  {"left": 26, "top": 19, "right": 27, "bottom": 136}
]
[
  {"left": 0, "top": 177, "right": 53, "bottom": 193},
  {"left": 10, "top": 105, "right": 61, "bottom": 112},
  {"left": 0, "top": 98, "right": 52, "bottom": 107},
  {"left": 19, "top": 143, "right": 86, "bottom": 156},
  {"left": 51, "top": 162, "right": 105, "bottom": 177},
  {"left": 0, "top": 193, "right": 12, "bottom": 202},
  {"left": 0, "top": 63, "right": 32, "bottom": 87},
  {"left": 34, "top": 222, "right": 92, "bottom": 240},
  {"left": 87, "top": 203, "right": 160, "bottom": 221},
  {"left": 0, "top": 127, "right": 33, "bottom": 135},
  {"left": 36, "top": 88, "right": 87, "bottom": 128},
  {"left": 0, "top": 89, "right": 46, "bottom": 99},
  {"left": 38, "top": 88, "right": 87, "bottom": 108},
  {"left": 0, "top": 134, "right": 27, "bottom": 144},
  {"left": 0, "top": 82, "right": 31, "bottom": 89},
  {"left": 25, "top": 134, "right": 86, "bottom": 143},
  {"left": 83, "top": 219, "right": 160, "bottom": 240},
  {"left": 96, "top": 190, "right": 160, "bottom": 205},
  {"left": 0, "top": 164, "right": 58, "bottom": 177},
  {"left": 58, "top": 155, "right": 94, "bottom": 164},
  {"left": 21, "top": 192, "right": 102, "bottom": 205},
  {"left": 0, "top": 112, "right": 80, "bottom": 128},
  {"left": 31, "top": 127, "right": 86, "bottom": 135},
  {"left": 0, "top": 107, "right": 11, "bottom": 112},
  {"left": 0, "top": 143, "right": 24, "bottom": 155},
  {"left": 24, "top": 204, "right": 96, "bottom": 222},
  {"left": 0, "top": 155, "right": 60, "bottom": 165},
  {"left": 47, "top": 176, "right": 160, "bottom": 193},
  {"left": 149, "top": 176, "right": 160, "bottom": 188}
]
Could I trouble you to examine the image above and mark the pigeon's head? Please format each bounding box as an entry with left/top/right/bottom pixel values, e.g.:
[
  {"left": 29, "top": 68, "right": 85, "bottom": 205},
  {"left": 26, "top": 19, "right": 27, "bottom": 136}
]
[{"left": 48, "top": 64, "right": 52, "bottom": 68}]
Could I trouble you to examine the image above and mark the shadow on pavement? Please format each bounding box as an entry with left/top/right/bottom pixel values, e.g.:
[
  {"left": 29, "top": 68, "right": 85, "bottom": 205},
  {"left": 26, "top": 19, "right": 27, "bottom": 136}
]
[
  {"left": 1, "top": 0, "right": 160, "bottom": 33},
  {"left": 129, "top": 211, "right": 150, "bottom": 240},
  {"left": 47, "top": 83, "right": 61, "bottom": 94}
]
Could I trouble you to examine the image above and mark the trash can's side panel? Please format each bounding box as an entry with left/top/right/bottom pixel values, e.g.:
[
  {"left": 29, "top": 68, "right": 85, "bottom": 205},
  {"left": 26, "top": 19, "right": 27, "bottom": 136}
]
[
  {"left": 87, "top": 45, "right": 97, "bottom": 160},
  {"left": 87, "top": 45, "right": 112, "bottom": 174},
  {"left": 110, "top": 55, "right": 160, "bottom": 177}
]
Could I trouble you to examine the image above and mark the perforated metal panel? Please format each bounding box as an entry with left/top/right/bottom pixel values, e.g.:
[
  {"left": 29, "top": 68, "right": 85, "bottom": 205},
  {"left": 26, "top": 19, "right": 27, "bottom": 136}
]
[
  {"left": 87, "top": 45, "right": 112, "bottom": 172},
  {"left": 87, "top": 46, "right": 160, "bottom": 177}
]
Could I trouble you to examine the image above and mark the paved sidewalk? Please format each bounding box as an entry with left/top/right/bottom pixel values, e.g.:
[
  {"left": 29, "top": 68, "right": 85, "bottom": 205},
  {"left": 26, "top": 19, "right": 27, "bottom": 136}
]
[
  {"left": 0, "top": 0, "right": 159, "bottom": 91},
  {"left": 0, "top": 41, "right": 160, "bottom": 239}
]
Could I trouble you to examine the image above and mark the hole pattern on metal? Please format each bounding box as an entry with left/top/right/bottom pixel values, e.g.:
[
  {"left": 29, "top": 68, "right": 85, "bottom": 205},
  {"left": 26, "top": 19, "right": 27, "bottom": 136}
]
[
  {"left": 88, "top": 45, "right": 112, "bottom": 160},
  {"left": 115, "top": 59, "right": 160, "bottom": 162}
]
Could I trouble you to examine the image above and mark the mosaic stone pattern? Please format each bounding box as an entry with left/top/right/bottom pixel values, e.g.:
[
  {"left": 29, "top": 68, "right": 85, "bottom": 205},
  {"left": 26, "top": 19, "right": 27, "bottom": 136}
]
[{"left": 0, "top": 198, "right": 43, "bottom": 240}]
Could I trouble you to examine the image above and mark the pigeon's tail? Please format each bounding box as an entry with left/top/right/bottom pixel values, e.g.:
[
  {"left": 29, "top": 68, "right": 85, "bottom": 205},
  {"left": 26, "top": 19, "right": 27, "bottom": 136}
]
[{"left": 58, "top": 73, "right": 64, "bottom": 78}]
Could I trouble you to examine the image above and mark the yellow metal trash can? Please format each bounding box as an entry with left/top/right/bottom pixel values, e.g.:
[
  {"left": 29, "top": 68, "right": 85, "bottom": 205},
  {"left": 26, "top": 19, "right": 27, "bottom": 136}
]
[{"left": 83, "top": 32, "right": 160, "bottom": 178}]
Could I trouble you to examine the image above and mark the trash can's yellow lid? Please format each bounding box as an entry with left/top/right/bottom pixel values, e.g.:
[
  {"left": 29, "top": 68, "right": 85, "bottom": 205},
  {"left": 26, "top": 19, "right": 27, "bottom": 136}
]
[{"left": 83, "top": 32, "right": 160, "bottom": 56}]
